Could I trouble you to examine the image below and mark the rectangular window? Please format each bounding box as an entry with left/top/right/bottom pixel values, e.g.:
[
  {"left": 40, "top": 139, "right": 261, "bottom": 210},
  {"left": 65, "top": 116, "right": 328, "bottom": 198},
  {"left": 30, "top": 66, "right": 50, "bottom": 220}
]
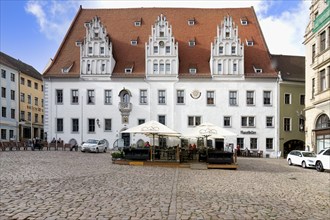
[
  {"left": 42, "top": 99, "right": 44, "bottom": 107},
  {"left": 1, "top": 69, "right": 6, "bottom": 78},
  {"left": 56, "top": 89, "right": 63, "bottom": 104},
  {"left": 241, "top": 116, "right": 255, "bottom": 127},
  {"left": 263, "top": 91, "right": 271, "bottom": 105},
  {"left": 219, "top": 46, "right": 223, "bottom": 54},
  {"left": 41, "top": 85, "right": 44, "bottom": 92},
  {"left": 87, "top": 89, "right": 95, "bottom": 104},
  {"left": 166, "top": 63, "right": 170, "bottom": 72},
  {"left": 153, "top": 46, "right": 158, "bottom": 53},
  {"left": 34, "top": 97, "right": 38, "bottom": 106},
  {"left": 88, "top": 47, "right": 92, "bottom": 54},
  {"left": 312, "top": 78, "right": 315, "bottom": 99},
  {"left": 177, "top": 90, "right": 184, "bottom": 104},
  {"left": 153, "top": 63, "right": 158, "bottom": 73},
  {"left": 284, "top": 93, "right": 291, "bottom": 104},
  {"left": 233, "top": 63, "right": 237, "bottom": 72},
  {"left": 189, "top": 68, "right": 197, "bottom": 74},
  {"left": 300, "top": 95, "right": 305, "bottom": 105},
  {"left": 1, "top": 129, "right": 6, "bottom": 140},
  {"left": 87, "top": 64, "right": 91, "bottom": 72},
  {"left": 28, "top": 112, "right": 31, "bottom": 121},
  {"left": 10, "top": 90, "right": 15, "bottom": 100},
  {"left": 207, "top": 91, "right": 215, "bottom": 105},
  {"left": 34, "top": 82, "right": 38, "bottom": 90},
  {"left": 72, "top": 118, "right": 79, "bottom": 132},
  {"left": 88, "top": 118, "right": 95, "bottom": 132},
  {"left": 104, "top": 90, "right": 112, "bottom": 104},
  {"left": 320, "top": 69, "right": 326, "bottom": 91},
  {"left": 229, "top": 91, "right": 237, "bottom": 106},
  {"left": 266, "top": 138, "right": 273, "bottom": 150},
  {"left": 160, "top": 63, "right": 164, "bottom": 72},
  {"left": 284, "top": 118, "right": 291, "bottom": 131},
  {"left": 237, "top": 138, "right": 244, "bottom": 149},
  {"left": 250, "top": 138, "right": 257, "bottom": 149},
  {"left": 101, "top": 64, "right": 105, "bottom": 72},
  {"left": 158, "top": 90, "right": 166, "bottom": 104},
  {"left": 312, "top": 44, "right": 316, "bottom": 62},
  {"left": 35, "top": 113, "right": 38, "bottom": 123},
  {"left": 20, "top": 77, "right": 25, "bottom": 85},
  {"left": 224, "top": 116, "right": 231, "bottom": 127},
  {"left": 231, "top": 46, "right": 236, "bottom": 54},
  {"left": 11, "top": 108, "right": 15, "bottom": 119},
  {"left": 266, "top": 116, "right": 273, "bottom": 127},
  {"left": 166, "top": 46, "right": 171, "bottom": 54},
  {"left": 100, "top": 47, "right": 104, "bottom": 54},
  {"left": 138, "top": 119, "right": 145, "bottom": 125},
  {"left": 218, "top": 63, "right": 222, "bottom": 73},
  {"left": 158, "top": 115, "right": 166, "bottom": 125},
  {"left": 188, "top": 116, "right": 201, "bottom": 126},
  {"left": 20, "top": 93, "right": 25, "bottom": 102},
  {"left": 27, "top": 80, "right": 31, "bottom": 87},
  {"left": 10, "top": 73, "right": 15, "bottom": 82},
  {"left": 104, "top": 119, "right": 112, "bottom": 131},
  {"left": 27, "top": 95, "right": 31, "bottom": 104},
  {"left": 1, "top": 87, "right": 6, "bottom": 98},
  {"left": 320, "top": 31, "right": 326, "bottom": 52},
  {"left": 20, "top": 111, "right": 25, "bottom": 121},
  {"left": 71, "top": 90, "right": 79, "bottom": 104},
  {"left": 246, "top": 91, "right": 254, "bottom": 105},
  {"left": 56, "top": 118, "right": 63, "bottom": 132},
  {"left": 139, "top": 90, "right": 147, "bottom": 104},
  {"left": 2, "top": 107, "right": 6, "bottom": 117},
  {"left": 41, "top": 115, "right": 44, "bottom": 123},
  {"left": 9, "top": 130, "right": 14, "bottom": 139}
]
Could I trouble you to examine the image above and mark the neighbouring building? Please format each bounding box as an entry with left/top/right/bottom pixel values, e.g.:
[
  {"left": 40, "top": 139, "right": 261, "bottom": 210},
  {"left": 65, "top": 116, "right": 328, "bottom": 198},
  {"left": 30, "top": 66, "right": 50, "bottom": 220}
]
[
  {"left": 304, "top": 0, "right": 330, "bottom": 153},
  {"left": 272, "top": 55, "right": 305, "bottom": 158},
  {"left": 43, "top": 7, "right": 281, "bottom": 157},
  {"left": 0, "top": 53, "right": 19, "bottom": 141},
  {"left": 0, "top": 52, "right": 44, "bottom": 141}
]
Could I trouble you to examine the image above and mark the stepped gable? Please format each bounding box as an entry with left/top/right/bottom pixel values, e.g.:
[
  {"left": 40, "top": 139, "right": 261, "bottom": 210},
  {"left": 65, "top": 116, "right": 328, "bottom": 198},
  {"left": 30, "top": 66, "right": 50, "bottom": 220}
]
[{"left": 43, "top": 7, "right": 276, "bottom": 78}]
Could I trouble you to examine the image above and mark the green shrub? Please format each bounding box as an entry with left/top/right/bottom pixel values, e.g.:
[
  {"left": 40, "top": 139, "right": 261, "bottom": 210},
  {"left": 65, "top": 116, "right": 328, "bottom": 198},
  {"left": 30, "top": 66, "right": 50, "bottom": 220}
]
[{"left": 111, "top": 151, "right": 123, "bottom": 159}]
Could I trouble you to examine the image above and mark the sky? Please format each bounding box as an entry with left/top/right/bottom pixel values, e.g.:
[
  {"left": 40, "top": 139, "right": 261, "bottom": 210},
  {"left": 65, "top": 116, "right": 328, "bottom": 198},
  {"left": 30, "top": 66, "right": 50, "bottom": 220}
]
[{"left": 0, "top": 0, "right": 311, "bottom": 73}]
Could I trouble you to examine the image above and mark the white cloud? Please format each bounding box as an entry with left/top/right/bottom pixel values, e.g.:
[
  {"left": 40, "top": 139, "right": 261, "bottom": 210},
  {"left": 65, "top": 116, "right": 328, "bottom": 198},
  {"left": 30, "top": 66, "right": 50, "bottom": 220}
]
[
  {"left": 26, "top": 0, "right": 310, "bottom": 56},
  {"left": 257, "top": 0, "right": 310, "bottom": 56},
  {"left": 25, "top": 0, "right": 79, "bottom": 43}
]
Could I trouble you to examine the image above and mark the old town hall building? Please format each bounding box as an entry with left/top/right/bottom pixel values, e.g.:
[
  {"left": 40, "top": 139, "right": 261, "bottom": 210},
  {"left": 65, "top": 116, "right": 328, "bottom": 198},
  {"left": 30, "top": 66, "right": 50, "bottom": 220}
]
[{"left": 43, "top": 7, "right": 281, "bottom": 157}]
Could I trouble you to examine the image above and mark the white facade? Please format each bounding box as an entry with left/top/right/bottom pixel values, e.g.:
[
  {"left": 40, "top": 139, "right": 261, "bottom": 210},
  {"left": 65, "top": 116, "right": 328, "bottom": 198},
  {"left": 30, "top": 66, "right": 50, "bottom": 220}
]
[
  {"left": 304, "top": 0, "right": 330, "bottom": 152},
  {"left": 44, "top": 77, "right": 278, "bottom": 157},
  {"left": 44, "top": 12, "right": 280, "bottom": 157},
  {"left": 0, "top": 64, "right": 19, "bottom": 141}
]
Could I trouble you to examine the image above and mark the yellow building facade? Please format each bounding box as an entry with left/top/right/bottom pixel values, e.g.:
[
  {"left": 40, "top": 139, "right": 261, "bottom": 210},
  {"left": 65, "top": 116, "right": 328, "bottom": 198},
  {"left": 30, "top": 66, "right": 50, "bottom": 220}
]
[{"left": 19, "top": 72, "right": 44, "bottom": 140}]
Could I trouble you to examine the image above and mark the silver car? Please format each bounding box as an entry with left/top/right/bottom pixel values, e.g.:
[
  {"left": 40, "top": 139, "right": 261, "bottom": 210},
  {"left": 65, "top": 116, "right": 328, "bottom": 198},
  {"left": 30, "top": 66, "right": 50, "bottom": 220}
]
[{"left": 81, "top": 139, "right": 107, "bottom": 153}]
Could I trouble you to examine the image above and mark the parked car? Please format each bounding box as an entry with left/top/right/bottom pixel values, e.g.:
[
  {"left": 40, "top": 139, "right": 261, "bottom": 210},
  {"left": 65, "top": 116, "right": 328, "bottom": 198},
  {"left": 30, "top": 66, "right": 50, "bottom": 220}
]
[
  {"left": 287, "top": 150, "right": 316, "bottom": 168},
  {"left": 315, "top": 148, "right": 330, "bottom": 172},
  {"left": 81, "top": 139, "right": 107, "bottom": 153}
]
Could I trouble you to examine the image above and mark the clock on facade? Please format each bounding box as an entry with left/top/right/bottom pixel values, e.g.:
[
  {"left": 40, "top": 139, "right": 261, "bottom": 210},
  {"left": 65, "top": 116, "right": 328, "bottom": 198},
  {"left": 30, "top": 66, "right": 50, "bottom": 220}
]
[
  {"left": 159, "top": 41, "right": 165, "bottom": 47},
  {"left": 190, "top": 90, "right": 201, "bottom": 99}
]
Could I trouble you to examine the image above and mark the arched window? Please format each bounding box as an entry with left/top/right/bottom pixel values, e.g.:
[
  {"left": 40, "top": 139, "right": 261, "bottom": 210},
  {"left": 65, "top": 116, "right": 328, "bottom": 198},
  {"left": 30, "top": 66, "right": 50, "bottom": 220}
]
[{"left": 316, "top": 114, "right": 330, "bottom": 129}]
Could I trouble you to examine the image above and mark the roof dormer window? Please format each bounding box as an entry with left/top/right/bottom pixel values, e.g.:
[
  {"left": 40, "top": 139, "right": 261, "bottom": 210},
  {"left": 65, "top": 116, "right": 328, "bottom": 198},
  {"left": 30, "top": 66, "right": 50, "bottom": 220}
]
[
  {"left": 131, "top": 40, "right": 138, "bottom": 46},
  {"left": 253, "top": 66, "right": 262, "bottom": 73},
  {"left": 240, "top": 17, "right": 248, "bottom": 25},
  {"left": 134, "top": 20, "right": 141, "bottom": 26},
  {"left": 189, "top": 67, "right": 197, "bottom": 74},
  {"left": 188, "top": 18, "right": 195, "bottom": 26},
  {"left": 189, "top": 39, "right": 196, "bottom": 47},
  {"left": 246, "top": 39, "right": 254, "bottom": 46},
  {"left": 125, "top": 68, "right": 133, "bottom": 73}
]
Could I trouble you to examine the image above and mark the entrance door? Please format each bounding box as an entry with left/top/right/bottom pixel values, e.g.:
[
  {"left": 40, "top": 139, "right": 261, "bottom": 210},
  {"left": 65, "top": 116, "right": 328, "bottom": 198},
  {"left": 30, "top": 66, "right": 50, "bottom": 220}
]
[
  {"left": 215, "top": 139, "right": 224, "bottom": 151},
  {"left": 121, "top": 133, "right": 130, "bottom": 147}
]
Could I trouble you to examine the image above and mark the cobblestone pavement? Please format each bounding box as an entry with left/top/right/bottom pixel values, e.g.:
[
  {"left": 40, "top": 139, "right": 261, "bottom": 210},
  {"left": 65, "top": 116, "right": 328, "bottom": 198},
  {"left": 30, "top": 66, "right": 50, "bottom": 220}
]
[{"left": 0, "top": 151, "right": 329, "bottom": 220}]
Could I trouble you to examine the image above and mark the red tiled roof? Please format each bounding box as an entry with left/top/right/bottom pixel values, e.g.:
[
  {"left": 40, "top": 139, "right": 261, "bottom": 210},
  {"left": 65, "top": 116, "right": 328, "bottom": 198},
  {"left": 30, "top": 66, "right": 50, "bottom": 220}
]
[{"left": 44, "top": 7, "right": 277, "bottom": 78}]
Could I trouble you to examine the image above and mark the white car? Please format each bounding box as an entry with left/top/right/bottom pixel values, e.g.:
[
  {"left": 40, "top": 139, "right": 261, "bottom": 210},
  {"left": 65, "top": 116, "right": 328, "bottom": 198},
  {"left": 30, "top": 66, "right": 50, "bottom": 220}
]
[
  {"left": 315, "top": 148, "right": 330, "bottom": 172},
  {"left": 81, "top": 139, "right": 107, "bottom": 153},
  {"left": 287, "top": 150, "right": 316, "bottom": 168}
]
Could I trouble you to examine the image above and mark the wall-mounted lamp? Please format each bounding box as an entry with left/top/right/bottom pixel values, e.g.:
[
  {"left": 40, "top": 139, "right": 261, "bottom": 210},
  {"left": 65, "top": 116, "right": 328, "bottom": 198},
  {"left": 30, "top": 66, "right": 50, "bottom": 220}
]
[{"left": 96, "top": 118, "right": 100, "bottom": 127}]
